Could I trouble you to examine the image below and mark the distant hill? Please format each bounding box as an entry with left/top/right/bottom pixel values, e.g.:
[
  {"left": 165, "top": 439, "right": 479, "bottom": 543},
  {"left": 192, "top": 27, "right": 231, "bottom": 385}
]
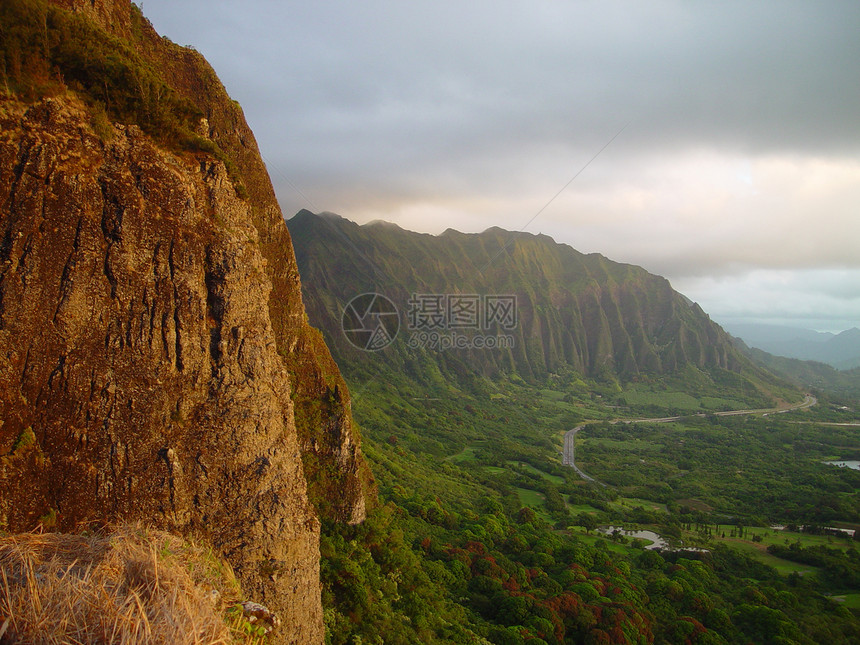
[
  {"left": 287, "top": 211, "right": 787, "bottom": 400},
  {"left": 732, "top": 337, "right": 860, "bottom": 402},
  {"left": 724, "top": 322, "right": 860, "bottom": 370}
]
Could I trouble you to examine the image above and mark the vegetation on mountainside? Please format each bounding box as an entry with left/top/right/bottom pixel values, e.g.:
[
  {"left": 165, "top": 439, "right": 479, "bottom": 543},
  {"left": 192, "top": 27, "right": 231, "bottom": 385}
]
[
  {"left": 287, "top": 210, "right": 797, "bottom": 400},
  {"left": 736, "top": 339, "right": 860, "bottom": 403},
  {"left": 287, "top": 209, "right": 860, "bottom": 642},
  {"left": 0, "top": 0, "right": 247, "bottom": 195},
  {"left": 319, "top": 358, "right": 860, "bottom": 644}
]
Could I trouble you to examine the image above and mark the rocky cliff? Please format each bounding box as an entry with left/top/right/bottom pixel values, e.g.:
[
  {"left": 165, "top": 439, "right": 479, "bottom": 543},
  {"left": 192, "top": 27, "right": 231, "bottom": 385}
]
[
  {"left": 0, "top": 1, "right": 370, "bottom": 643},
  {"left": 124, "top": 5, "right": 372, "bottom": 528}
]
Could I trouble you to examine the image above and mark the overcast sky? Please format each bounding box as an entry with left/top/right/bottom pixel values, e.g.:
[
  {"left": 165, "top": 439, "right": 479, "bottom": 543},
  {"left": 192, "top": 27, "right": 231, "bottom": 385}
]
[{"left": 144, "top": 0, "right": 860, "bottom": 333}]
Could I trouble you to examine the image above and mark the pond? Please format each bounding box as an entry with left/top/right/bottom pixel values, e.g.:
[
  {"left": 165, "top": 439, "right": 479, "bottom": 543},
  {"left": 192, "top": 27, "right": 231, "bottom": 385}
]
[
  {"left": 597, "top": 525, "right": 668, "bottom": 550},
  {"left": 597, "top": 525, "right": 710, "bottom": 553},
  {"left": 823, "top": 460, "right": 860, "bottom": 470}
]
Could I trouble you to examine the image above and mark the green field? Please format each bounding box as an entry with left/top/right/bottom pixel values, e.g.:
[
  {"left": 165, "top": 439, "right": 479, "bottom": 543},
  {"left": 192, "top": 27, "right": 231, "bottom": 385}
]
[
  {"left": 446, "top": 445, "right": 480, "bottom": 463},
  {"left": 515, "top": 486, "right": 546, "bottom": 508},
  {"left": 483, "top": 466, "right": 506, "bottom": 475},
  {"left": 711, "top": 525, "right": 858, "bottom": 552},
  {"left": 567, "top": 503, "right": 603, "bottom": 515},
  {"left": 565, "top": 526, "right": 643, "bottom": 556},
  {"left": 615, "top": 497, "right": 668, "bottom": 513},
  {"left": 620, "top": 388, "right": 702, "bottom": 411},
  {"left": 514, "top": 487, "right": 553, "bottom": 523},
  {"left": 509, "top": 460, "right": 565, "bottom": 484},
  {"left": 833, "top": 593, "right": 860, "bottom": 609},
  {"left": 716, "top": 538, "right": 820, "bottom": 575}
]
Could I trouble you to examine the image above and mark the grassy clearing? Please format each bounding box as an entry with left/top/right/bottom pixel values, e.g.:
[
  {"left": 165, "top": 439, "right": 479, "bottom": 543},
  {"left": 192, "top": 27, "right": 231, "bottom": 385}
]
[
  {"left": 713, "top": 537, "right": 819, "bottom": 576},
  {"left": 515, "top": 487, "right": 546, "bottom": 508},
  {"left": 508, "top": 461, "right": 565, "bottom": 484},
  {"left": 620, "top": 389, "right": 702, "bottom": 412},
  {"left": 565, "top": 527, "right": 642, "bottom": 556},
  {"left": 514, "top": 487, "right": 554, "bottom": 524},
  {"left": 446, "top": 446, "right": 479, "bottom": 463},
  {"left": 832, "top": 593, "right": 860, "bottom": 609},
  {"left": 539, "top": 389, "right": 567, "bottom": 402},
  {"left": 698, "top": 525, "right": 857, "bottom": 576},
  {"left": 712, "top": 525, "right": 858, "bottom": 551},
  {"left": 615, "top": 497, "right": 668, "bottom": 513},
  {"left": 675, "top": 498, "right": 714, "bottom": 513}
]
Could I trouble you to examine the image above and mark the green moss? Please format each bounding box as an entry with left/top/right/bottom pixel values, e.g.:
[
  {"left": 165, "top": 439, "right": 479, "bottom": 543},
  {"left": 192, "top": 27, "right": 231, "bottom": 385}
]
[
  {"left": 11, "top": 426, "right": 36, "bottom": 453},
  {"left": 37, "top": 507, "right": 57, "bottom": 530}
]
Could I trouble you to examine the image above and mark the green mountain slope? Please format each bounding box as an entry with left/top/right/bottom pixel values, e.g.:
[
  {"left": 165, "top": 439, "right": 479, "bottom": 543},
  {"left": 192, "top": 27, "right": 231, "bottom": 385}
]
[{"left": 288, "top": 210, "right": 792, "bottom": 406}]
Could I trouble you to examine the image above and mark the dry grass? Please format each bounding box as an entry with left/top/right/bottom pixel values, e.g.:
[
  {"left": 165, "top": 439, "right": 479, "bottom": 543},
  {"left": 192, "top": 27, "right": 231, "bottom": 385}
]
[{"left": 0, "top": 524, "right": 254, "bottom": 645}]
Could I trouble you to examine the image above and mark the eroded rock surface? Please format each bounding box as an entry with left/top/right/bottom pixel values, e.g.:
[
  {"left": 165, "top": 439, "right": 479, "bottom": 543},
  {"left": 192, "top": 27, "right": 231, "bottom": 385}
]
[{"left": 0, "top": 96, "right": 321, "bottom": 643}]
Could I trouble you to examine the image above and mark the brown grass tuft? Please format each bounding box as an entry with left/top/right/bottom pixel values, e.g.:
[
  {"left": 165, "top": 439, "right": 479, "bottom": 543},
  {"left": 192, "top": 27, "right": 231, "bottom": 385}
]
[{"left": 0, "top": 524, "right": 254, "bottom": 644}]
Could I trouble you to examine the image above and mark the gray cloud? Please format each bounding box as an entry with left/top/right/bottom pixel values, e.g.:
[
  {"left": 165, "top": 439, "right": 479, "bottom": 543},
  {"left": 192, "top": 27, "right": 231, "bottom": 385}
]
[
  {"left": 148, "top": 1, "right": 860, "bottom": 153},
  {"left": 144, "top": 0, "right": 860, "bottom": 331}
]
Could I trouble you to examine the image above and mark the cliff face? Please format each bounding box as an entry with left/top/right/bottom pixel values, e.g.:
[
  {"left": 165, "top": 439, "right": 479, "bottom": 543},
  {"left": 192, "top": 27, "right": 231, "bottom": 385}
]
[
  {"left": 0, "top": 1, "right": 371, "bottom": 642},
  {"left": 124, "top": 2, "right": 372, "bottom": 525},
  {"left": 0, "top": 96, "right": 320, "bottom": 643}
]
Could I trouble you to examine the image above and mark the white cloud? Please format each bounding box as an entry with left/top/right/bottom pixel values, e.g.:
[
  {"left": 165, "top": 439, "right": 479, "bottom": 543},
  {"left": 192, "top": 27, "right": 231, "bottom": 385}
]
[{"left": 675, "top": 269, "right": 860, "bottom": 333}]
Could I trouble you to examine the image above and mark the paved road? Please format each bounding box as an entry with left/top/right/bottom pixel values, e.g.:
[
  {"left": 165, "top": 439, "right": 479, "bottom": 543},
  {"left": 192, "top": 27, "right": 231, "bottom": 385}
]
[
  {"left": 562, "top": 426, "right": 595, "bottom": 481},
  {"left": 561, "top": 394, "right": 817, "bottom": 484}
]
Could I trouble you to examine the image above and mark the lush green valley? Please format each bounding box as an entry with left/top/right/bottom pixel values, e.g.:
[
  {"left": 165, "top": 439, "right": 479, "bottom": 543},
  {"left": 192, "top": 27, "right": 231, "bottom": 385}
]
[
  {"left": 317, "top": 363, "right": 860, "bottom": 644},
  {"left": 286, "top": 210, "right": 860, "bottom": 643}
]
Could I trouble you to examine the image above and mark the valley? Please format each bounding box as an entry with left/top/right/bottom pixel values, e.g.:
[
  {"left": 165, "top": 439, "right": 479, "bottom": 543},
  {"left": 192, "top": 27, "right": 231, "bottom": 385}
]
[
  {"left": 321, "top": 365, "right": 860, "bottom": 644},
  {"left": 562, "top": 394, "right": 819, "bottom": 486},
  {"left": 285, "top": 211, "right": 860, "bottom": 644}
]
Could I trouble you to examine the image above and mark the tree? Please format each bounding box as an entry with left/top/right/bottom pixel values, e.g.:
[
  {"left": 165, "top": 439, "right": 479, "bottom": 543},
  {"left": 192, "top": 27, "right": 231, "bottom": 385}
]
[{"left": 577, "top": 512, "right": 597, "bottom": 534}]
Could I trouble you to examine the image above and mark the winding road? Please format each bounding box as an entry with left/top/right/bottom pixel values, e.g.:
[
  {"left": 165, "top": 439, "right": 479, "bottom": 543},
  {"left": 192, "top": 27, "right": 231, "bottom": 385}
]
[{"left": 561, "top": 395, "right": 817, "bottom": 484}]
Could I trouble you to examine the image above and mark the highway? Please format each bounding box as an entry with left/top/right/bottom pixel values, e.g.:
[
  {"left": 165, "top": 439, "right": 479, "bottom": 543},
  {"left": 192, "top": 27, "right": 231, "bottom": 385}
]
[{"left": 561, "top": 395, "right": 817, "bottom": 484}]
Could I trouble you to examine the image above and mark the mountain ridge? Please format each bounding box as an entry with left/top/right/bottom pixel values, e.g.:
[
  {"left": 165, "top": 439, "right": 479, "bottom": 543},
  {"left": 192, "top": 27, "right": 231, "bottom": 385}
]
[
  {"left": 725, "top": 322, "right": 860, "bottom": 370},
  {"left": 288, "top": 210, "right": 788, "bottom": 403}
]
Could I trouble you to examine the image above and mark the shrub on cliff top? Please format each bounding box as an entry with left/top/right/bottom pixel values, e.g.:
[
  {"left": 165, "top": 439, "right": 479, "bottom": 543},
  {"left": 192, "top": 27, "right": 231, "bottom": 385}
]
[
  {"left": 0, "top": 0, "right": 248, "bottom": 197},
  {"left": 0, "top": 0, "right": 201, "bottom": 142}
]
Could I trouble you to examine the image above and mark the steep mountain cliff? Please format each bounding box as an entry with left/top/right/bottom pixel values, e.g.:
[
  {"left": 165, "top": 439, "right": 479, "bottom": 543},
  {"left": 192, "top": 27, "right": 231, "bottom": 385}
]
[
  {"left": 0, "top": 1, "right": 370, "bottom": 642},
  {"left": 288, "top": 211, "right": 773, "bottom": 387}
]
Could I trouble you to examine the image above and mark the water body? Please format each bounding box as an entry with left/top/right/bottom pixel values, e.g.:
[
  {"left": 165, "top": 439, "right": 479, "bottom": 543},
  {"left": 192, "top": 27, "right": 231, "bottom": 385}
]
[
  {"left": 771, "top": 524, "right": 856, "bottom": 537},
  {"left": 823, "top": 460, "right": 860, "bottom": 470},
  {"left": 597, "top": 526, "right": 668, "bottom": 550},
  {"left": 597, "top": 526, "right": 710, "bottom": 553}
]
